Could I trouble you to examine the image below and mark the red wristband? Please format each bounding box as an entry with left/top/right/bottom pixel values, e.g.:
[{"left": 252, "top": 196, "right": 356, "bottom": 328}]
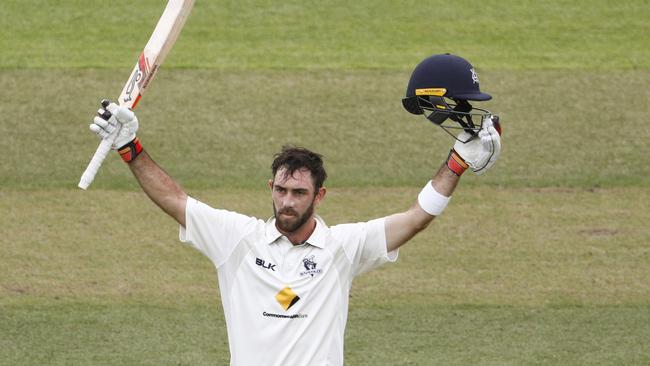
[
  {"left": 446, "top": 149, "right": 468, "bottom": 176},
  {"left": 118, "top": 137, "right": 143, "bottom": 163}
]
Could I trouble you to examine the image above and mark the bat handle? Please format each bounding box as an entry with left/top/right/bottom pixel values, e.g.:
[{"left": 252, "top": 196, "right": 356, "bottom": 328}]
[{"left": 78, "top": 133, "right": 118, "bottom": 190}]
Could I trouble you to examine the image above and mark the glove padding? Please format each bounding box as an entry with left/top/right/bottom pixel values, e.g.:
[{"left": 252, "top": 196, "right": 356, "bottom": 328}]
[
  {"left": 453, "top": 116, "right": 501, "bottom": 175},
  {"left": 89, "top": 101, "right": 139, "bottom": 150}
]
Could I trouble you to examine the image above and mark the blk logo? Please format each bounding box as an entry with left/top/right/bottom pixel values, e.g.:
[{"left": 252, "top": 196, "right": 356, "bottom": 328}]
[{"left": 256, "top": 257, "right": 276, "bottom": 271}]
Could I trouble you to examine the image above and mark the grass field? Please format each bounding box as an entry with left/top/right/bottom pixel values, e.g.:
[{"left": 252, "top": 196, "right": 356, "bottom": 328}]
[{"left": 1, "top": 1, "right": 649, "bottom": 365}]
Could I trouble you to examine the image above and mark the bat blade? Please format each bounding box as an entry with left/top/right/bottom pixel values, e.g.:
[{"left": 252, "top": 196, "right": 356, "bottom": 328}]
[{"left": 78, "top": 0, "right": 194, "bottom": 190}]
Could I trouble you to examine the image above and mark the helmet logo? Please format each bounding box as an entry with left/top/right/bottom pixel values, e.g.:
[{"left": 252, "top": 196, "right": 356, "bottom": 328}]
[
  {"left": 415, "top": 88, "right": 446, "bottom": 96},
  {"left": 470, "top": 68, "right": 480, "bottom": 84}
]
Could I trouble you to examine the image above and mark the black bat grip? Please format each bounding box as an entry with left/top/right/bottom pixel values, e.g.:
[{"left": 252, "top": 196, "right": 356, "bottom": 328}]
[
  {"left": 99, "top": 99, "right": 112, "bottom": 120},
  {"left": 492, "top": 115, "right": 502, "bottom": 135}
]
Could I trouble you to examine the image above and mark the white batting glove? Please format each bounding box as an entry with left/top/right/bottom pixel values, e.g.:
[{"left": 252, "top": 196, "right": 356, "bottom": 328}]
[
  {"left": 452, "top": 115, "right": 501, "bottom": 175},
  {"left": 89, "top": 100, "right": 139, "bottom": 150}
]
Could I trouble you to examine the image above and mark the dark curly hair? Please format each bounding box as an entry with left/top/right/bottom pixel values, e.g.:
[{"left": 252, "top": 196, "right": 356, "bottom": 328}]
[{"left": 271, "top": 145, "right": 327, "bottom": 191}]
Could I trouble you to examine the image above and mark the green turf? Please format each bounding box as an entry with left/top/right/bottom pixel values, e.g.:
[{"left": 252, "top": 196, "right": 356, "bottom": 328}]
[
  {"left": 1, "top": 0, "right": 648, "bottom": 70},
  {"left": 0, "top": 303, "right": 230, "bottom": 366},
  {"left": 1, "top": 188, "right": 649, "bottom": 364},
  {"left": 2, "top": 303, "right": 647, "bottom": 366},
  {"left": 345, "top": 305, "right": 650, "bottom": 366},
  {"left": 1, "top": 69, "right": 649, "bottom": 189},
  {"left": 3, "top": 188, "right": 648, "bottom": 306},
  {"left": 2, "top": 0, "right": 649, "bottom": 364}
]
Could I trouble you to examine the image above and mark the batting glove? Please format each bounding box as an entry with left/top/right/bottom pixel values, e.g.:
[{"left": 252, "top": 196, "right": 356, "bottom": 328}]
[
  {"left": 89, "top": 100, "right": 142, "bottom": 162},
  {"left": 89, "top": 100, "right": 139, "bottom": 149},
  {"left": 448, "top": 115, "right": 502, "bottom": 176}
]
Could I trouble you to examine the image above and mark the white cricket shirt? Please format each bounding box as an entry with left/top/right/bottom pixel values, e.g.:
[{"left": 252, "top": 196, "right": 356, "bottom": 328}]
[{"left": 179, "top": 197, "right": 398, "bottom": 366}]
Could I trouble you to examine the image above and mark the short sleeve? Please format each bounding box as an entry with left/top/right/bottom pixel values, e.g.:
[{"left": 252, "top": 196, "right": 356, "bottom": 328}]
[
  {"left": 179, "top": 197, "right": 259, "bottom": 267},
  {"left": 333, "top": 217, "right": 398, "bottom": 277}
]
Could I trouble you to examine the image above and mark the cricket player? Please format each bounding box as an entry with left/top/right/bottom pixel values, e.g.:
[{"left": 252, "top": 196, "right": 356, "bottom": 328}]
[{"left": 89, "top": 54, "right": 501, "bottom": 365}]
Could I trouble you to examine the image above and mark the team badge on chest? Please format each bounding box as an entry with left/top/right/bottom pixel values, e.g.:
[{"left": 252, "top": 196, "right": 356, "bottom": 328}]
[{"left": 299, "top": 255, "right": 323, "bottom": 277}]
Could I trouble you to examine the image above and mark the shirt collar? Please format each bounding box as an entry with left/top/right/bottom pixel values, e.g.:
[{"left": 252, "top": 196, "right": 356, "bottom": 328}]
[{"left": 264, "top": 215, "right": 328, "bottom": 248}]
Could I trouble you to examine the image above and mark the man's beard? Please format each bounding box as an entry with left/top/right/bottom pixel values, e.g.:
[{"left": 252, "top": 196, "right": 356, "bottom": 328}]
[{"left": 273, "top": 201, "right": 315, "bottom": 233}]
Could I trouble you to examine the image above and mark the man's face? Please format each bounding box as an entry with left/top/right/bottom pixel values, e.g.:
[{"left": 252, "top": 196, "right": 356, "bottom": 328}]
[{"left": 270, "top": 167, "right": 326, "bottom": 234}]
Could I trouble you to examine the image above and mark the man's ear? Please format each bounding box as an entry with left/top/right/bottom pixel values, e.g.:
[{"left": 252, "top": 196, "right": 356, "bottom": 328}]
[
  {"left": 314, "top": 187, "right": 327, "bottom": 206},
  {"left": 268, "top": 179, "right": 274, "bottom": 190}
]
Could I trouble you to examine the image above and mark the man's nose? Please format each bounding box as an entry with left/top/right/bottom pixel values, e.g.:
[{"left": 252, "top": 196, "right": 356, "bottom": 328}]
[{"left": 281, "top": 193, "right": 295, "bottom": 207}]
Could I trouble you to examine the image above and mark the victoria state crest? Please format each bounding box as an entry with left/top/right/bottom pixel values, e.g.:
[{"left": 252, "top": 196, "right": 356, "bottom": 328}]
[
  {"left": 300, "top": 255, "right": 322, "bottom": 277},
  {"left": 470, "top": 67, "right": 480, "bottom": 84}
]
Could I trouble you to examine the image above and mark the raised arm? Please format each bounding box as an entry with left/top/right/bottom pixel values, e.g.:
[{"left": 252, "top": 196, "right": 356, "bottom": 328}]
[
  {"left": 128, "top": 151, "right": 188, "bottom": 226},
  {"left": 89, "top": 101, "right": 188, "bottom": 226},
  {"left": 384, "top": 163, "right": 458, "bottom": 252},
  {"left": 385, "top": 117, "right": 501, "bottom": 252}
]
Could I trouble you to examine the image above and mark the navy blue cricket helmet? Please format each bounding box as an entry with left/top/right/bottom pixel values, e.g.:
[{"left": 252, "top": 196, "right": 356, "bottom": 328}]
[{"left": 403, "top": 53, "right": 493, "bottom": 142}]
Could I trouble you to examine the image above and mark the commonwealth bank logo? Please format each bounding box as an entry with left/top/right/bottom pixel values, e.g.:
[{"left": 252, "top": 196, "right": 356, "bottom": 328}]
[{"left": 276, "top": 286, "right": 300, "bottom": 311}]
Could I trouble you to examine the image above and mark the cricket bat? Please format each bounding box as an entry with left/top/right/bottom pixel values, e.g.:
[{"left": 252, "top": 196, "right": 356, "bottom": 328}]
[{"left": 78, "top": 0, "right": 195, "bottom": 190}]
